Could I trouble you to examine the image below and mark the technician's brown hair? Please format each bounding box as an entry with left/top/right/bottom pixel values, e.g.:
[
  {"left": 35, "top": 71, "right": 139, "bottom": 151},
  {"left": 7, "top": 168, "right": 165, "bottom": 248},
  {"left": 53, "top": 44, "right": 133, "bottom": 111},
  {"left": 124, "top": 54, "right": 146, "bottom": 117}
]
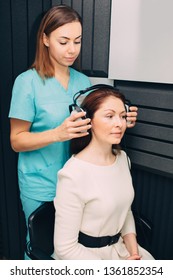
[
  {"left": 31, "top": 5, "right": 82, "bottom": 78},
  {"left": 70, "top": 87, "right": 126, "bottom": 155}
]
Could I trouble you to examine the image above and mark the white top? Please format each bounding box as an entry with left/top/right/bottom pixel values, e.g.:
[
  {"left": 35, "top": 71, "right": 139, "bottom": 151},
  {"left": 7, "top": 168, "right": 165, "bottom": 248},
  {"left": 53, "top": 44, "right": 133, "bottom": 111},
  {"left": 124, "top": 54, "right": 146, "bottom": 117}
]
[{"left": 53, "top": 151, "right": 154, "bottom": 260}]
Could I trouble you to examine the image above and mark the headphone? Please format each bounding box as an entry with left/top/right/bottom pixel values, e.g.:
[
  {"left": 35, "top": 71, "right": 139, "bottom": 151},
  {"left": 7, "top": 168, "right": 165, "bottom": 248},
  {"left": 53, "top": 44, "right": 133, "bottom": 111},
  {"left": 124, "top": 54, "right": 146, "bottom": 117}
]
[{"left": 69, "top": 84, "right": 131, "bottom": 119}]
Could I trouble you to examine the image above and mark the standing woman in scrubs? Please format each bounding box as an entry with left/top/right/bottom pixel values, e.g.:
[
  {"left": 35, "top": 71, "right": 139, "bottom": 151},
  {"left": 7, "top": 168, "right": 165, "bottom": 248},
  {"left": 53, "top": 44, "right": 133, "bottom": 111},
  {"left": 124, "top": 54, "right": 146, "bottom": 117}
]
[{"left": 8, "top": 5, "right": 138, "bottom": 254}]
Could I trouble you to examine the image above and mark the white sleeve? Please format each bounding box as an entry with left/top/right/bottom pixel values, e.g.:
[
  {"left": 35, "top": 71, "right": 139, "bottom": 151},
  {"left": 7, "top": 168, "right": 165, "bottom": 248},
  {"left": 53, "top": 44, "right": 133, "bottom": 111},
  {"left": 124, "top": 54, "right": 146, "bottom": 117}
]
[
  {"left": 53, "top": 170, "right": 101, "bottom": 260},
  {"left": 121, "top": 208, "right": 136, "bottom": 237}
]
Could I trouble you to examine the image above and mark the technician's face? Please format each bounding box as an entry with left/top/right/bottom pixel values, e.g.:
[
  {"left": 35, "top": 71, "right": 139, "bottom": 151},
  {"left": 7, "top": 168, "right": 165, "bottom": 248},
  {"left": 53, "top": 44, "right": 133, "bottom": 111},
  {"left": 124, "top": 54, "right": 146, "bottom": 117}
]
[
  {"left": 43, "top": 21, "right": 82, "bottom": 68},
  {"left": 91, "top": 97, "right": 127, "bottom": 146}
]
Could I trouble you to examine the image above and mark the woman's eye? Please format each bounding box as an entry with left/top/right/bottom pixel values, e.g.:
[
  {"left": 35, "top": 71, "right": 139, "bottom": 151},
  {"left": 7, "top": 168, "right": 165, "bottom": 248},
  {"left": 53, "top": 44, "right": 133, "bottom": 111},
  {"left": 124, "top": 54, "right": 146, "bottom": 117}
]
[
  {"left": 59, "top": 41, "right": 81, "bottom": 45},
  {"left": 121, "top": 115, "right": 127, "bottom": 119},
  {"left": 106, "top": 115, "right": 113, "bottom": 119}
]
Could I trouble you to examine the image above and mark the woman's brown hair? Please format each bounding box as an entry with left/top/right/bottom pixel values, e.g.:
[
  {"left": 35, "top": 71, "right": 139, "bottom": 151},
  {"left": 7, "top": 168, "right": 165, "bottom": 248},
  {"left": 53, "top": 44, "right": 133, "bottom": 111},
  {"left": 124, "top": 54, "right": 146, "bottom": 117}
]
[
  {"left": 31, "top": 5, "right": 82, "bottom": 78},
  {"left": 70, "top": 87, "right": 126, "bottom": 155}
]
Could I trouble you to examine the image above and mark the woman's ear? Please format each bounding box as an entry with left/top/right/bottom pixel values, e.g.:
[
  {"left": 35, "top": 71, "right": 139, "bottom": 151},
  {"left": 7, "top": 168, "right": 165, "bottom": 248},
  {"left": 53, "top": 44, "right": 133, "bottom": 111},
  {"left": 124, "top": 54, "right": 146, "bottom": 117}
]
[{"left": 43, "top": 33, "right": 49, "bottom": 47}]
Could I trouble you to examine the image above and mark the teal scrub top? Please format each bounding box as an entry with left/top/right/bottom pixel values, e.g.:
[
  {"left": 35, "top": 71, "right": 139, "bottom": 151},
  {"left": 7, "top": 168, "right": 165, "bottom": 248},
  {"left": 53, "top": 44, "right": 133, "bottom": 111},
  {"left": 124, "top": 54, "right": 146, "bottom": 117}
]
[{"left": 9, "top": 68, "right": 91, "bottom": 200}]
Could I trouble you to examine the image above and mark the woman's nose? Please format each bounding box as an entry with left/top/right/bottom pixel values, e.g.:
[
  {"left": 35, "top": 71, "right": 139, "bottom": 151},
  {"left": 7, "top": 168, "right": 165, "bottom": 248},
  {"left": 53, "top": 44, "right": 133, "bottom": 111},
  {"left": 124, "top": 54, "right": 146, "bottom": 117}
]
[
  {"left": 114, "top": 116, "right": 123, "bottom": 127},
  {"left": 68, "top": 42, "right": 76, "bottom": 53}
]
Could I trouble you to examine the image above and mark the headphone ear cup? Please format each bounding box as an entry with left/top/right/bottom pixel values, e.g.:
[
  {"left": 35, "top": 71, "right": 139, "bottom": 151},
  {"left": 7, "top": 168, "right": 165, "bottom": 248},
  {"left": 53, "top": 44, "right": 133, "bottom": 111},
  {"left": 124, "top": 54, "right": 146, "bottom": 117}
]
[
  {"left": 125, "top": 104, "right": 129, "bottom": 113},
  {"left": 70, "top": 105, "right": 87, "bottom": 120},
  {"left": 81, "top": 106, "right": 89, "bottom": 119},
  {"left": 125, "top": 99, "right": 131, "bottom": 112}
]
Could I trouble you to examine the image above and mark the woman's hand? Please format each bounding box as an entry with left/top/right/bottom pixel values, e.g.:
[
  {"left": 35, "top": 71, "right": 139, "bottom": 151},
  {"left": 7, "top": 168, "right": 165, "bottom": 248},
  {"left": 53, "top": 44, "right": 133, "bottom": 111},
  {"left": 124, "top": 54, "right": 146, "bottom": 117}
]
[
  {"left": 126, "top": 106, "right": 138, "bottom": 128},
  {"left": 127, "top": 253, "right": 141, "bottom": 260},
  {"left": 53, "top": 111, "right": 92, "bottom": 142}
]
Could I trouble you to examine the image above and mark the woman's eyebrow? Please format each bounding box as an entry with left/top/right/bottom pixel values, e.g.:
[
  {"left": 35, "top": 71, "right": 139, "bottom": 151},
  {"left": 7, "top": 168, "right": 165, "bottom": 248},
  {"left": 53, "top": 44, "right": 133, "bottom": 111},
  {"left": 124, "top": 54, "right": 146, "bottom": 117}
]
[
  {"left": 104, "top": 109, "right": 126, "bottom": 113},
  {"left": 59, "top": 35, "right": 82, "bottom": 40},
  {"left": 104, "top": 109, "right": 115, "bottom": 112}
]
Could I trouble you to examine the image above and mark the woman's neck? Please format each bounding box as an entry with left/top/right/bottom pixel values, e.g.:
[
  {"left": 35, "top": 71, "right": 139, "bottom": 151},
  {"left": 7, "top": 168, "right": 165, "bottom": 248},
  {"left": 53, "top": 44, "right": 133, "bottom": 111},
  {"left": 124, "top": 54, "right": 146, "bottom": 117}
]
[
  {"left": 76, "top": 142, "right": 116, "bottom": 166},
  {"left": 54, "top": 65, "right": 70, "bottom": 90}
]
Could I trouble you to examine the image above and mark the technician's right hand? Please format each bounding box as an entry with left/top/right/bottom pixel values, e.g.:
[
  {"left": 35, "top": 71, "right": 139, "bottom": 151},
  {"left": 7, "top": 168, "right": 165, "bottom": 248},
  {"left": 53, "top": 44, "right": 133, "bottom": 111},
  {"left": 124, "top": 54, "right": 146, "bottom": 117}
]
[
  {"left": 53, "top": 111, "right": 91, "bottom": 142},
  {"left": 10, "top": 113, "right": 91, "bottom": 153}
]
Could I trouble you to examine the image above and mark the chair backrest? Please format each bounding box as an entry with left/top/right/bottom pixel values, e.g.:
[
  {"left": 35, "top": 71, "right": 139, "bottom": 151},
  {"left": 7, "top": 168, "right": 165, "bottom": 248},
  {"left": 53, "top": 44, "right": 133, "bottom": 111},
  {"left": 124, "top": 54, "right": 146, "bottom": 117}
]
[
  {"left": 28, "top": 201, "right": 55, "bottom": 256},
  {"left": 133, "top": 210, "right": 152, "bottom": 252}
]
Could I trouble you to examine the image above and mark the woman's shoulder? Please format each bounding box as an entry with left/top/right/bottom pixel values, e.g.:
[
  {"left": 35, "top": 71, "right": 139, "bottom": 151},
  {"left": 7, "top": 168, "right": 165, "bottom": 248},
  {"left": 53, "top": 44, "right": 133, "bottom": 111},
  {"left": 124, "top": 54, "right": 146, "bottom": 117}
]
[
  {"left": 57, "top": 157, "right": 87, "bottom": 193},
  {"left": 119, "top": 150, "right": 127, "bottom": 157},
  {"left": 14, "top": 68, "right": 41, "bottom": 84},
  {"left": 117, "top": 150, "right": 131, "bottom": 168},
  {"left": 15, "top": 68, "right": 34, "bottom": 79},
  {"left": 70, "top": 68, "right": 90, "bottom": 83},
  {"left": 117, "top": 150, "right": 128, "bottom": 161},
  {"left": 58, "top": 156, "right": 85, "bottom": 178}
]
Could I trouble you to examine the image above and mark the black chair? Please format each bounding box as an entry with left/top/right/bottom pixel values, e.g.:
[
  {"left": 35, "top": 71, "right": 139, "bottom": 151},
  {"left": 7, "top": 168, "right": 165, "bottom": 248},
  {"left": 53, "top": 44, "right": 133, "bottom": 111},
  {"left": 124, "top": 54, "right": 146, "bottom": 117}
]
[
  {"left": 26, "top": 201, "right": 55, "bottom": 260},
  {"left": 133, "top": 210, "right": 152, "bottom": 253}
]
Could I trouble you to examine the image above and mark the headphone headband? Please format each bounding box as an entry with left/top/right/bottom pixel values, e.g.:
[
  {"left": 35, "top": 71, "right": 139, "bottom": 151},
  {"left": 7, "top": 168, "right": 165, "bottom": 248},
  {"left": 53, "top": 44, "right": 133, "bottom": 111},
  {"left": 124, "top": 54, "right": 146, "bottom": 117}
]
[
  {"left": 78, "top": 83, "right": 115, "bottom": 94},
  {"left": 73, "top": 84, "right": 116, "bottom": 104}
]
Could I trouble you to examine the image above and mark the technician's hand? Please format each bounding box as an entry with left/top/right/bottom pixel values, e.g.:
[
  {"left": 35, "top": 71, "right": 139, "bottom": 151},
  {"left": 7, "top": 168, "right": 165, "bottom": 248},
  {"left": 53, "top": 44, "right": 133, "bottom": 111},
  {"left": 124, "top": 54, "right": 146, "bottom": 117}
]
[
  {"left": 53, "top": 111, "right": 91, "bottom": 142},
  {"left": 126, "top": 106, "right": 138, "bottom": 128}
]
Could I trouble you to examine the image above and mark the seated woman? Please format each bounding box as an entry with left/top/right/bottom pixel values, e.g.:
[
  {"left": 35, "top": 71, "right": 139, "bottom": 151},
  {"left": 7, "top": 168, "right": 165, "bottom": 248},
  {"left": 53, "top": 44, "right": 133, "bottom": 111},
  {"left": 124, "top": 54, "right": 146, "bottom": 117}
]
[{"left": 52, "top": 86, "right": 154, "bottom": 260}]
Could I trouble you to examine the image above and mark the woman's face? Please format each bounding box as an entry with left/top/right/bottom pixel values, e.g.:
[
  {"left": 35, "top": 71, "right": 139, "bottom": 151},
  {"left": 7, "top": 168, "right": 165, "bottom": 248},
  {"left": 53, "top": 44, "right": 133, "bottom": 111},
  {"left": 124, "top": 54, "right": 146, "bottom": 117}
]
[
  {"left": 91, "top": 96, "right": 127, "bottom": 146},
  {"left": 43, "top": 21, "right": 82, "bottom": 68}
]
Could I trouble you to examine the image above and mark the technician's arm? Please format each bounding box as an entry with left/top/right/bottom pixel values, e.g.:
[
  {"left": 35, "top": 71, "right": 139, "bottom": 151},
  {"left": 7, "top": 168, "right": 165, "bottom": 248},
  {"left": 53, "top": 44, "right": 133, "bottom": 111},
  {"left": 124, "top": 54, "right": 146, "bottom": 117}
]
[{"left": 10, "top": 112, "right": 91, "bottom": 152}]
